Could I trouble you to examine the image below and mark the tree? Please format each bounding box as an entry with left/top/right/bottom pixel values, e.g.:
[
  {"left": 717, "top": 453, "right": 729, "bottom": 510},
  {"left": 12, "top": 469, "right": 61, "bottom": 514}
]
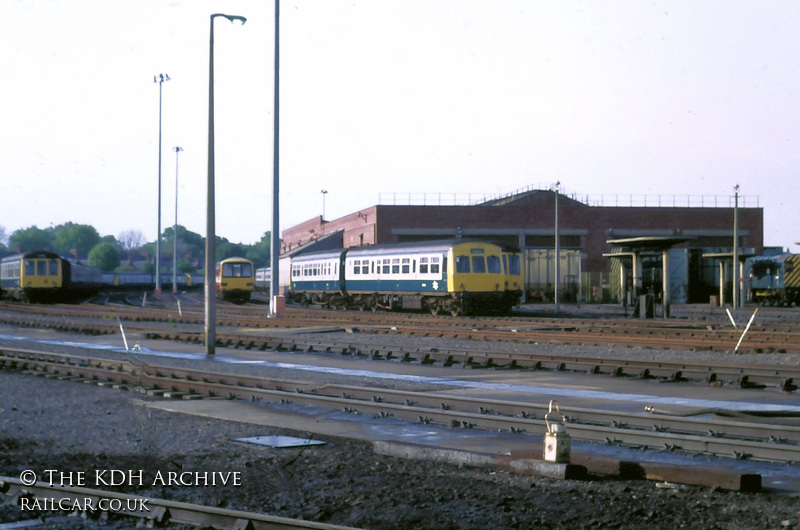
[
  {"left": 216, "top": 239, "right": 248, "bottom": 262},
  {"left": 246, "top": 231, "right": 272, "bottom": 268},
  {"left": 8, "top": 226, "right": 53, "bottom": 252},
  {"left": 52, "top": 223, "right": 101, "bottom": 255},
  {"left": 118, "top": 230, "right": 145, "bottom": 252},
  {"left": 88, "top": 242, "right": 121, "bottom": 271}
]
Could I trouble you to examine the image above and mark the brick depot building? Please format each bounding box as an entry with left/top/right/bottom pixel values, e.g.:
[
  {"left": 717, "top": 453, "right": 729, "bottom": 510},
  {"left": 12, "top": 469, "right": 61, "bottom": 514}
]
[{"left": 281, "top": 189, "right": 763, "bottom": 303}]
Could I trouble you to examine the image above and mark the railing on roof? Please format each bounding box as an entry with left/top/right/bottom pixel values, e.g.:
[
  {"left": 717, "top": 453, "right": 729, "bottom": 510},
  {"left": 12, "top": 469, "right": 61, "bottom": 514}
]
[{"left": 379, "top": 185, "right": 760, "bottom": 209}]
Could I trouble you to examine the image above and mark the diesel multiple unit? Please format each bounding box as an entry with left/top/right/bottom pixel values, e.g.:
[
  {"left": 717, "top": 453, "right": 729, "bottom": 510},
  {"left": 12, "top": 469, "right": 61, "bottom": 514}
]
[{"left": 289, "top": 240, "right": 522, "bottom": 315}]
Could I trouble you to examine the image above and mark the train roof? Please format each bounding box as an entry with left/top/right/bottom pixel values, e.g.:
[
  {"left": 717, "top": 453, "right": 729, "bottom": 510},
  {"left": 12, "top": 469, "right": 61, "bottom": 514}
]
[
  {"left": 0, "top": 250, "right": 61, "bottom": 263},
  {"left": 748, "top": 253, "right": 796, "bottom": 264},
  {"left": 345, "top": 239, "right": 501, "bottom": 257},
  {"left": 291, "top": 249, "right": 347, "bottom": 262}
]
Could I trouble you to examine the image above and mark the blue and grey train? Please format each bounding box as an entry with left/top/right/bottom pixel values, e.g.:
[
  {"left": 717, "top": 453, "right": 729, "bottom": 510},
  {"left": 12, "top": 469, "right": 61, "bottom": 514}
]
[
  {"left": 1, "top": 250, "right": 202, "bottom": 303},
  {"left": 747, "top": 253, "right": 800, "bottom": 306},
  {"left": 289, "top": 240, "right": 522, "bottom": 315}
]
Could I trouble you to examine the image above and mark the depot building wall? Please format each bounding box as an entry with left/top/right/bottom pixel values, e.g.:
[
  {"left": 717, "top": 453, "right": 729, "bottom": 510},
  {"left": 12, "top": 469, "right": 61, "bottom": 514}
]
[{"left": 281, "top": 192, "right": 763, "bottom": 302}]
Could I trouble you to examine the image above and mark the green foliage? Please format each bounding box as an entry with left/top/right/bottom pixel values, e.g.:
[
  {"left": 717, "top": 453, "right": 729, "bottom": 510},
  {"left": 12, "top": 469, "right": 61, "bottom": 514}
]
[
  {"left": 246, "top": 231, "right": 272, "bottom": 268},
  {"left": 5, "top": 221, "right": 270, "bottom": 276},
  {"left": 88, "top": 242, "right": 121, "bottom": 271},
  {"left": 52, "top": 223, "right": 101, "bottom": 255},
  {"left": 177, "top": 258, "right": 196, "bottom": 274},
  {"left": 8, "top": 226, "right": 53, "bottom": 252}
]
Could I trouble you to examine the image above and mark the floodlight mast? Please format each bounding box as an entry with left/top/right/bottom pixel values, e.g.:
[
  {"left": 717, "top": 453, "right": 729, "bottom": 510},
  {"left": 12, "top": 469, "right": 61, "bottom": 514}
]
[{"left": 205, "top": 13, "right": 246, "bottom": 355}]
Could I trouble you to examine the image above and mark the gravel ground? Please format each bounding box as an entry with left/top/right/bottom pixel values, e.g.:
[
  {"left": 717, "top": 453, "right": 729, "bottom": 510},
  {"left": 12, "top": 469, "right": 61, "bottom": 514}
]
[{"left": 2, "top": 346, "right": 800, "bottom": 529}]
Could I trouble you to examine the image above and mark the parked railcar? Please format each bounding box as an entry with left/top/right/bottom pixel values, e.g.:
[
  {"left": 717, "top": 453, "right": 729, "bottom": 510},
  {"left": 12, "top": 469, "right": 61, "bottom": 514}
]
[
  {"left": 216, "top": 257, "right": 255, "bottom": 303},
  {"left": 290, "top": 250, "right": 347, "bottom": 307},
  {"left": 0, "top": 251, "right": 63, "bottom": 302},
  {"left": 748, "top": 253, "right": 800, "bottom": 306},
  {"left": 254, "top": 267, "right": 271, "bottom": 294},
  {"left": 289, "top": 240, "right": 517, "bottom": 315}
]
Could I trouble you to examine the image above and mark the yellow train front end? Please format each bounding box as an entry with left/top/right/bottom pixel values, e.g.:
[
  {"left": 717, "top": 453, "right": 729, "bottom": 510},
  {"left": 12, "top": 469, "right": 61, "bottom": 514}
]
[
  {"left": 215, "top": 257, "right": 255, "bottom": 304},
  {"left": 0, "top": 251, "right": 63, "bottom": 302},
  {"left": 446, "top": 241, "right": 510, "bottom": 315}
]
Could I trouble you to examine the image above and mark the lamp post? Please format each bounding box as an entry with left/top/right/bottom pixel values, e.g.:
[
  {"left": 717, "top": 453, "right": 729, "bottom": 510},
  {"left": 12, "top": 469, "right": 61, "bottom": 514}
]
[
  {"left": 269, "top": 0, "right": 281, "bottom": 318},
  {"left": 172, "top": 146, "right": 183, "bottom": 293},
  {"left": 553, "top": 181, "right": 561, "bottom": 313},
  {"left": 205, "top": 13, "right": 246, "bottom": 355},
  {"left": 733, "top": 184, "right": 739, "bottom": 309},
  {"left": 154, "top": 73, "right": 170, "bottom": 297},
  {"left": 321, "top": 189, "right": 328, "bottom": 220}
]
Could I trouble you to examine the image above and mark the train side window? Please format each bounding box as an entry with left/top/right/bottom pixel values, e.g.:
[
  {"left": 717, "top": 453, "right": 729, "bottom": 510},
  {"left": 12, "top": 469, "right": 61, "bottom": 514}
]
[
  {"left": 382, "top": 259, "right": 390, "bottom": 274},
  {"left": 361, "top": 262, "right": 369, "bottom": 274},
  {"left": 353, "top": 260, "right": 360, "bottom": 275},
  {"left": 472, "top": 256, "right": 486, "bottom": 274},
  {"left": 49, "top": 260, "right": 59, "bottom": 275},
  {"left": 431, "top": 257, "right": 440, "bottom": 274},
  {"left": 487, "top": 255, "right": 501, "bottom": 274},
  {"left": 420, "top": 257, "right": 428, "bottom": 274},
  {"left": 455, "top": 256, "right": 470, "bottom": 273},
  {"left": 372, "top": 261, "right": 375, "bottom": 274},
  {"left": 401, "top": 258, "right": 410, "bottom": 274},
  {"left": 26, "top": 261, "right": 35, "bottom": 276},
  {"left": 392, "top": 258, "right": 400, "bottom": 274}
]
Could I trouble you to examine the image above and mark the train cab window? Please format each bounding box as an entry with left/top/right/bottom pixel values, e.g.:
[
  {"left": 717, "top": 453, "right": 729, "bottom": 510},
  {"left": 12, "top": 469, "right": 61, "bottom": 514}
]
[
  {"left": 431, "top": 257, "right": 441, "bottom": 274},
  {"left": 25, "top": 261, "right": 35, "bottom": 276},
  {"left": 402, "top": 258, "right": 410, "bottom": 274},
  {"left": 487, "top": 255, "right": 501, "bottom": 274},
  {"left": 37, "top": 260, "right": 47, "bottom": 276},
  {"left": 382, "top": 259, "right": 390, "bottom": 274},
  {"left": 49, "top": 260, "right": 59, "bottom": 275},
  {"left": 420, "top": 257, "right": 429, "bottom": 274},
  {"left": 508, "top": 255, "right": 521, "bottom": 276},
  {"left": 392, "top": 258, "right": 400, "bottom": 274},
  {"left": 456, "top": 256, "right": 470, "bottom": 273},
  {"left": 472, "top": 256, "right": 486, "bottom": 274}
]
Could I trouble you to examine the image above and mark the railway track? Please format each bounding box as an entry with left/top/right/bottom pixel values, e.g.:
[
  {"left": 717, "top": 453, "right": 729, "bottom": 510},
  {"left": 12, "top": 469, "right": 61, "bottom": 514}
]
[
  {"left": 0, "top": 304, "right": 798, "bottom": 394},
  {"left": 3, "top": 301, "right": 799, "bottom": 354},
  {"left": 2, "top": 347, "right": 800, "bottom": 464}
]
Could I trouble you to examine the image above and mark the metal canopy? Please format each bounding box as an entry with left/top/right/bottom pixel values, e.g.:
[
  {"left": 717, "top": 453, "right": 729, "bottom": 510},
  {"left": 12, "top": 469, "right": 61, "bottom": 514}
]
[{"left": 606, "top": 235, "right": 695, "bottom": 251}]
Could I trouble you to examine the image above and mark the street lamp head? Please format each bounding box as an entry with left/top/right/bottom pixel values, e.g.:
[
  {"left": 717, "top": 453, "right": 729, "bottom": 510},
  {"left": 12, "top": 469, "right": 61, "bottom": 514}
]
[
  {"left": 734, "top": 184, "right": 740, "bottom": 193},
  {"left": 173, "top": 146, "right": 183, "bottom": 153},
  {"left": 212, "top": 13, "right": 246, "bottom": 25},
  {"left": 154, "top": 73, "right": 171, "bottom": 84}
]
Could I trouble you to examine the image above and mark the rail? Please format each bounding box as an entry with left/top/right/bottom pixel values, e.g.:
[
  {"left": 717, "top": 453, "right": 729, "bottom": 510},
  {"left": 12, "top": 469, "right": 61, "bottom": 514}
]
[{"left": 3, "top": 347, "right": 800, "bottom": 464}]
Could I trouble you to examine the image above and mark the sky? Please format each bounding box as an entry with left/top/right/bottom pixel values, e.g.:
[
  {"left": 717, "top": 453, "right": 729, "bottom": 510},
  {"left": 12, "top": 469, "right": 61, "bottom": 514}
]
[{"left": 2, "top": 0, "right": 800, "bottom": 250}]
